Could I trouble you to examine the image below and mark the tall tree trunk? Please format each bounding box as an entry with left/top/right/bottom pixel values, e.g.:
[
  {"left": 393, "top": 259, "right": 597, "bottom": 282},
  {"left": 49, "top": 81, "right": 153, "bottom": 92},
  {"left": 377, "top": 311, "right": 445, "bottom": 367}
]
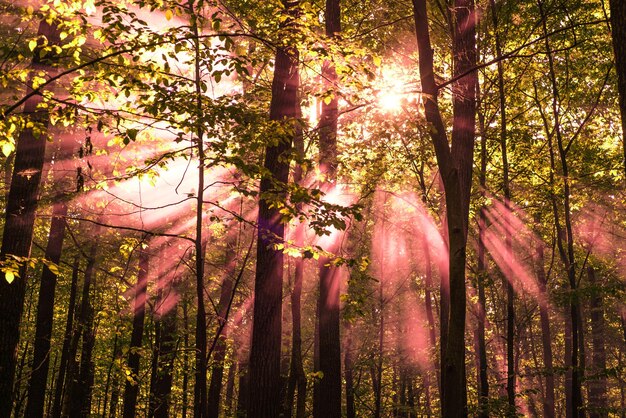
[
  {"left": 13, "top": 339, "right": 30, "bottom": 418},
  {"left": 316, "top": 1, "right": 343, "bottom": 417},
  {"left": 247, "top": 1, "right": 299, "bottom": 416},
  {"left": 412, "top": 0, "right": 476, "bottom": 415},
  {"left": 52, "top": 255, "right": 80, "bottom": 418},
  {"left": 148, "top": 284, "right": 178, "bottom": 418},
  {"left": 237, "top": 358, "right": 249, "bottom": 417},
  {"left": 67, "top": 242, "right": 98, "bottom": 417},
  {"left": 476, "top": 73, "right": 489, "bottom": 418},
  {"left": 345, "top": 322, "right": 356, "bottom": 418},
  {"left": 285, "top": 90, "right": 307, "bottom": 418},
  {"left": 489, "top": 0, "right": 516, "bottom": 412},
  {"left": 208, "top": 263, "right": 235, "bottom": 418},
  {"left": 0, "top": 20, "right": 61, "bottom": 415},
  {"left": 537, "top": 2, "right": 583, "bottom": 415},
  {"left": 374, "top": 208, "right": 386, "bottom": 418},
  {"left": 182, "top": 297, "right": 190, "bottom": 418},
  {"left": 587, "top": 266, "right": 607, "bottom": 418},
  {"left": 224, "top": 360, "right": 236, "bottom": 417},
  {"left": 535, "top": 228, "right": 555, "bottom": 418},
  {"left": 109, "top": 377, "right": 120, "bottom": 418},
  {"left": 122, "top": 247, "right": 150, "bottom": 418},
  {"left": 103, "top": 332, "right": 120, "bottom": 418},
  {"left": 609, "top": 0, "right": 626, "bottom": 175},
  {"left": 25, "top": 144, "right": 71, "bottom": 417},
  {"left": 189, "top": 1, "right": 208, "bottom": 415}
]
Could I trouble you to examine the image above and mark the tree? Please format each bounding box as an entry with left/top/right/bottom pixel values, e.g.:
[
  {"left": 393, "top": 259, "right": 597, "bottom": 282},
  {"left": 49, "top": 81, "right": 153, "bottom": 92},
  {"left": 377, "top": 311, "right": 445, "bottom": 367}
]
[
  {"left": 411, "top": 0, "right": 477, "bottom": 415},
  {"left": 315, "top": 0, "right": 343, "bottom": 416},
  {"left": 247, "top": 1, "right": 300, "bottom": 416},
  {"left": 122, "top": 244, "right": 149, "bottom": 418},
  {"left": 0, "top": 19, "right": 60, "bottom": 415}
]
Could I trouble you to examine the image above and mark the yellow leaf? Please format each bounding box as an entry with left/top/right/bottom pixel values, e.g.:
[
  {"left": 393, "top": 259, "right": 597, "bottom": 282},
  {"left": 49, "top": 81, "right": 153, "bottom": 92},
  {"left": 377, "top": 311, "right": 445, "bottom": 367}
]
[
  {"left": 28, "top": 40, "right": 37, "bottom": 52},
  {"left": 2, "top": 142, "right": 14, "bottom": 157},
  {"left": 27, "top": 6, "right": 34, "bottom": 15},
  {"left": 165, "top": 9, "right": 173, "bottom": 21},
  {"left": 373, "top": 56, "right": 382, "bottom": 67},
  {"left": 5, "top": 271, "right": 15, "bottom": 284}
]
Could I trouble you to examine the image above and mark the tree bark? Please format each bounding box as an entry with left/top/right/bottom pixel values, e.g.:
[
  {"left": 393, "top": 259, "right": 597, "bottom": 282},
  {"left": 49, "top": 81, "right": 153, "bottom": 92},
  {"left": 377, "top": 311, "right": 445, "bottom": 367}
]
[
  {"left": 247, "top": 2, "right": 299, "bottom": 416},
  {"left": 488, "top": 0, "right": 516, "bottom": 412},
  {"left": 208, "top": 260, "right": 235, "bottom": 418},
  {"left": 537, "top": 2, "right": 584, "bottom": 415},
  {"left": 316, "top": 1, "right": 343, "bottom": 417},
  {"left": 25, "top": 200, "right": 68, "bottom": 418},
  {"left": 587, "top": 266, "right": 607, "bottom": 418},
  {"left": 285, "top": 89, "right": 307, "bottom": 418},
  {"left": 609, "top": 0, "right": 626, "bottom": 175},
  {"left": 476, "top": 73, "right": 489, "bottom": 418},
  {"left": 67, "top": 242, "right": 98, "bottom": 417},
  {"left": 148, "top": 283, "right": 177, "bottom": 418},
  {"left": 535, "top": 229, "right": 555, "bottom": 418},
  {"left": 411, "top": 0, "right": 476, "bottom": 415},
  {"left": 189, "top": 1, "right": 208, "bottom": 415},
  {"left": 122, "top": 246, "right": 150, "bottom": 418},
  {"left": 0, "top": 20, "right": 61, "bottom": 415},
  {"left": 345, "top": 322, "right": 356, "bottom": 418},
  {"left": 52, "top": 255, "right": 80, "bottom": 418}
]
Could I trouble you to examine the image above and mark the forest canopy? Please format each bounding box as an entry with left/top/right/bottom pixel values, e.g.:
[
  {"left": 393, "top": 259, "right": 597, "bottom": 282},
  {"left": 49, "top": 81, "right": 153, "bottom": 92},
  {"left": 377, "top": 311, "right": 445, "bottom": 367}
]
[{"left": 1, "top": 0, "right": 626, "bottom": 417}]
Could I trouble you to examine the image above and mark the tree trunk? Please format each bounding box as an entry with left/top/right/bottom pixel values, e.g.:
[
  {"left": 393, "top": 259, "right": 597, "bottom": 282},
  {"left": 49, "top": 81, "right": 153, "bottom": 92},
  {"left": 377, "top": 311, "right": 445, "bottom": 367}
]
[
  {"left": 25, "top": 199, "right": 68, "bottom": 417},
  {"left": 122, "top": 246, "right": 150, "bottom": 418},
  {"left": 535, "top": 229, "right": 555, "bottom": 418},
  {"left": 148, "top": 285, "right": 177, "bottom": 418},
  {"left": 412, "top": 0, "right": 476, "bottom": 415},
  {"left": 0, "top": 20, "right": 61, "bottom": 415},
  {"left": 67, "top": 243, "right": 98, "bottom": 417},
  {"left": 537, "top": 2, "right": 583, "bottom": 414},
  {"left": 609, "top": 0, "right": 626, "bottom": 175},
  {"left": 285, "top": 90, "right": 307, "bottom": 418},
  {"left": 103, "top": 332, "right": 120, "bottom": 418},
  {"left": 316, "top": 1, "right": 343, "bottom": 417},
  {"left": 189, "top": 1, "right": 208, "bottom": 415},
  {"left": 476, "top": 74, "right": 489, "bottom": 418},
  {"left": 488, "top": 0, "right": 516, "bottom": 412},
  {"left": 587, "top": 266, "right": 607, "bottom": 418},
  {"left": 345, "top": 322, "right": 356, "bottom": 418},
  {"left": 182, "top": 298, "right": 190, "bottom": 418},
  {"left": 247, "top": 2, "right": 299, "bottom": 416},
  {"left": 224, "top": 361, "right": 236, "bottom": 417},
  {"left": 52, "top": 255, "right": 80, "bottom": 418},
  {"left": 208, "top": 269, "right": 235, "bottom": 418},
  {"left": 237, "top": 358, "right": 249, "bottom": 417}
]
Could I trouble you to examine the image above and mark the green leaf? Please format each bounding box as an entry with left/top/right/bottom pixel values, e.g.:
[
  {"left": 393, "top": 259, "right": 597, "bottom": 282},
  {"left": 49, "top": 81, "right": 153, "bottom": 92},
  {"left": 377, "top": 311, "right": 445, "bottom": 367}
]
[
  {"left": 5, "top": 271, "right": 14, "bottom": 284},
  {"left": 127, "top": 128, "right": 138, "bottom": 141}
]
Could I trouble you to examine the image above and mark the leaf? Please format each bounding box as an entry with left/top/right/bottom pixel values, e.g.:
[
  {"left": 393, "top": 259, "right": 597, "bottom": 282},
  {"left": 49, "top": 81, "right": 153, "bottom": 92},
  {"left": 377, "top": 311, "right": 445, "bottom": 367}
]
[
  {"left": 373, "top": 56, "right": 382, "bottom": 67},
  {"left": 165, "top": 9, "right": 173, "bottom": 21},
  {"left": 127, "top": 128, "right": 138, "bottom": 141},
  {"left": 5, "top": 271, "right": 14, "bottom": 284},
  {"left": 2, "top": 142, "right": 14, "bottom": 157},
  {"left": 28, "top": 40, "right": 37, "bottom": 52}
]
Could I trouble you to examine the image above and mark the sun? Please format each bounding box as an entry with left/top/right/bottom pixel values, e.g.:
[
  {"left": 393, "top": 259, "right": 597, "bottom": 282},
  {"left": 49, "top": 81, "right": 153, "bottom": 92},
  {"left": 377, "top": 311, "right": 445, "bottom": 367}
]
[
  {"left": 378, "top": 91, "right": 403, "bottom": 112},
  {"left": 375, "top": 65, "right": 411, "bottom": 113}
]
